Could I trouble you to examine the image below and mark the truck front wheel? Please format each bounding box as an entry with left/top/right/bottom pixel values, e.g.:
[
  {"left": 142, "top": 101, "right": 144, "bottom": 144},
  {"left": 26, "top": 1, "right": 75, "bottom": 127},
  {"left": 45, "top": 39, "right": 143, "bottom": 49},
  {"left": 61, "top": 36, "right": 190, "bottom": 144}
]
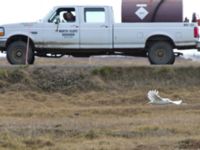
[
  {"left": 7, "top": 41, "right": 35, "bottom": 65},
  {"left": 148, "top": 41, "right": 175, "bottom": 65}
]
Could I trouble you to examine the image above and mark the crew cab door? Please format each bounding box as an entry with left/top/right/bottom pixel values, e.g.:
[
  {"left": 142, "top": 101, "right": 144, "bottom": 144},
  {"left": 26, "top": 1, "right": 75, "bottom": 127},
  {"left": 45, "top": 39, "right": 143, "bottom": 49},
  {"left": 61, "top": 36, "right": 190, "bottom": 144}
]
[
  {"left": 41, "top": 7, "right": 79, "bottom": 49},
  {"left": 79, "top": 7, "right": 112, "bottom": 49}
]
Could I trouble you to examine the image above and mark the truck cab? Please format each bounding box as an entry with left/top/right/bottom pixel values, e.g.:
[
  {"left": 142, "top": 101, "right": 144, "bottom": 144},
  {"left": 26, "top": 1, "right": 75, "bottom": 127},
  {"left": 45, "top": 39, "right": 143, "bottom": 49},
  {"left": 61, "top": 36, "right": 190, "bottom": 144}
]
[{"left": 41, "top": 6, "right": 113, "bottom": 49}]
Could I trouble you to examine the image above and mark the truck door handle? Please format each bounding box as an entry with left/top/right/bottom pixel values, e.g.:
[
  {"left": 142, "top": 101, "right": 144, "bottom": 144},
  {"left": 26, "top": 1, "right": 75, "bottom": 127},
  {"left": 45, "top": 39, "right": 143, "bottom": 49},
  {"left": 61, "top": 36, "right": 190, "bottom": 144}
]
[
  {"left": 71, "top": 25, "right": 79, "bottom": 28},
  {"left": 100, "top": 25, "right": 109, "bottom": 28}
]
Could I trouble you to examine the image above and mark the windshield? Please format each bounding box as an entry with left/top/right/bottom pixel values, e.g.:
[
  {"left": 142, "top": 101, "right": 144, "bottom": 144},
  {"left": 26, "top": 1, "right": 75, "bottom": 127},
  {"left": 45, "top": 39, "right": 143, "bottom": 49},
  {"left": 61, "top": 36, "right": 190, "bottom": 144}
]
[{"left": 41, "top": 7, "right": 57, "bottom": 22}]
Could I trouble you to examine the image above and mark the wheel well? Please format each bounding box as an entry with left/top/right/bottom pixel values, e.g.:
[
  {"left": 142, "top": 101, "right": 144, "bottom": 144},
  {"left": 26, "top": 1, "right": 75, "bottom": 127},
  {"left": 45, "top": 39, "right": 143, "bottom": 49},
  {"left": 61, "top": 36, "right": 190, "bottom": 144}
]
[
  {"left": 6, "top": 35, "right": 35, "bottom": 49},
  {"left": 145, "top": 35, "right": 175, "bottom": 49}
]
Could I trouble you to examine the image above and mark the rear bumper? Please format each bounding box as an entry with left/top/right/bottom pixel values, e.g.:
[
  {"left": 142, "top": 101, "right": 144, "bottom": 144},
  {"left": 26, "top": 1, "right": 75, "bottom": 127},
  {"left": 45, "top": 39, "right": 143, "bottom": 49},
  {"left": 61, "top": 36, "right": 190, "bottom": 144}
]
[{"left": 197, "top": 42, "right": 200, "bottom": 51}]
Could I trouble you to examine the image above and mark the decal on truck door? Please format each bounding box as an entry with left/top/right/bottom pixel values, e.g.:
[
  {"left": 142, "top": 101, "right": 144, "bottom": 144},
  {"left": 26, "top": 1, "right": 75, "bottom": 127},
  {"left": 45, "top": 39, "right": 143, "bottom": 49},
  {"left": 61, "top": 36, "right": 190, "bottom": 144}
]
[{"left": 58, "top": 29, "right": 78, "bottom": 38}]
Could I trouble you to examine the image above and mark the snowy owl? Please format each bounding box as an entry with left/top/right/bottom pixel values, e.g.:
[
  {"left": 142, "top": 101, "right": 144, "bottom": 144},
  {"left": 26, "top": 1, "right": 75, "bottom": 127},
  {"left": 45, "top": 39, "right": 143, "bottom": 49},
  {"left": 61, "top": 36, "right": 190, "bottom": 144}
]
[{"left": 147, "top": 90, "right": 182, "bottom": 105}]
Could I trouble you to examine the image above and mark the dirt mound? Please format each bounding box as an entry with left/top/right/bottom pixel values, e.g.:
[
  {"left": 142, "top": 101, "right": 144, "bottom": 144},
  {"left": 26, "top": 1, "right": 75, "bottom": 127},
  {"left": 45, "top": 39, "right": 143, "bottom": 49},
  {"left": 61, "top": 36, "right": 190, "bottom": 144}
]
[{"left": 0, "top": 65, "right": 200, "bottom": 94}]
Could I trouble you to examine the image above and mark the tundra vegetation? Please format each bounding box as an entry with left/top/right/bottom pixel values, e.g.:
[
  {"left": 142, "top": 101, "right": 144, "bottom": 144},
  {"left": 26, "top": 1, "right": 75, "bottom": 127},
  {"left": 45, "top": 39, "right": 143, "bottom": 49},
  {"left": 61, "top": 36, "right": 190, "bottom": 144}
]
[{"left": 0, "top": 57, "right": 199, "bottom": 150}]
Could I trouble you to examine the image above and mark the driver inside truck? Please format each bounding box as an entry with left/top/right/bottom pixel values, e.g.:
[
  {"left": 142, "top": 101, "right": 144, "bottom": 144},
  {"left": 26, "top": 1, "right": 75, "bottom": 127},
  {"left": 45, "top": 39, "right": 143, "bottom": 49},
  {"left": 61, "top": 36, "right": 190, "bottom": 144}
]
[{"left": 63, "top": 11, "right": 76, "bottom": 22}]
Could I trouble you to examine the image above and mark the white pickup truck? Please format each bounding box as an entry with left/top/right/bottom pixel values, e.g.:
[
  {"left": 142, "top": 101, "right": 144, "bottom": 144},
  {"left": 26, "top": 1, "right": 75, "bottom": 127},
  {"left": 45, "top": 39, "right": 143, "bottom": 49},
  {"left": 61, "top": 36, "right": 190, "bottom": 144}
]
[{"left": 0, "top": 6, "right": 199, "bottom": 65}]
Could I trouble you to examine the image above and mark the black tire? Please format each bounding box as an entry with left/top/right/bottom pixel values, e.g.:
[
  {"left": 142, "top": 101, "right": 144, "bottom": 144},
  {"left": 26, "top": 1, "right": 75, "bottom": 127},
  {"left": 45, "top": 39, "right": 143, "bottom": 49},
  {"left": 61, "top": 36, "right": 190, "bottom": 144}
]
[
  {"left": 7, "top": 41, "right": 35, "bottom": 65},
  {"left": 148, "top": 41, "right": 175, "bottom": 65}
]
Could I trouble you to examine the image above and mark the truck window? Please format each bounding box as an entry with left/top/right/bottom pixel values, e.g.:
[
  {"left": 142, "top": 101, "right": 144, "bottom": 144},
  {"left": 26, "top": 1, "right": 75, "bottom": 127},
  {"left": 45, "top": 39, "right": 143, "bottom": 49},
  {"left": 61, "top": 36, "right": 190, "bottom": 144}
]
[
  {"left": 84, "top": 8, "right": 105, "bottom": 23},
  {"left": 62, "top": 10, "right": 76, "bottom": 23},
  {"left": 48, "top": 8, "right": 76, "bottom": 23}
]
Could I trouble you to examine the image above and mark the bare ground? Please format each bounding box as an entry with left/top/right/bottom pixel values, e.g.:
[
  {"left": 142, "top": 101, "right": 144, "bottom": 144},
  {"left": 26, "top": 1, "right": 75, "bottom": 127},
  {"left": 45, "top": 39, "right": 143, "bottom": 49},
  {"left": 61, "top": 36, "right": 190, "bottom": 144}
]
[{"left": 0, "top": 56, "right": 199, "bottom": 149}]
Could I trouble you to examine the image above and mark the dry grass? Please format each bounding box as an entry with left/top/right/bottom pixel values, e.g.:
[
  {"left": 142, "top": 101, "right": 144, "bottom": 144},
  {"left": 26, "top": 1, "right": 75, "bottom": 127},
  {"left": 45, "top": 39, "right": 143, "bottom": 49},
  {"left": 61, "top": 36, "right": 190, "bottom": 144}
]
[
  {"left": 0, "top": 55, "right": 199, "bottom": 66},
  {"left": 1, "top": 90, "right": 200, "bottom": 150},
  {"left": 0, "top": 57, "right": 199, "bottom": 149}
]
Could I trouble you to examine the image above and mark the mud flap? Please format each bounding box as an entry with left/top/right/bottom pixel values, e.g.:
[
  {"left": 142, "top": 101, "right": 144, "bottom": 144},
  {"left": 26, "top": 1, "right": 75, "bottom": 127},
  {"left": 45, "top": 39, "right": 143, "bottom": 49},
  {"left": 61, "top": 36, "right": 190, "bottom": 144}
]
[{"left": 197, "top": 42, "right": 200, "bottom": 51}]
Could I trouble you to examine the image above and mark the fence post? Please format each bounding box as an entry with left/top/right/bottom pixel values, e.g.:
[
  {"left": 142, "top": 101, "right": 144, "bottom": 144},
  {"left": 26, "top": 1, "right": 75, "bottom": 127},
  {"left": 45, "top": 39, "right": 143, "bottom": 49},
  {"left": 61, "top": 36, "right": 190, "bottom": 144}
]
[{"left": 26, "top": 37, "right": 30, "bottom": 65}]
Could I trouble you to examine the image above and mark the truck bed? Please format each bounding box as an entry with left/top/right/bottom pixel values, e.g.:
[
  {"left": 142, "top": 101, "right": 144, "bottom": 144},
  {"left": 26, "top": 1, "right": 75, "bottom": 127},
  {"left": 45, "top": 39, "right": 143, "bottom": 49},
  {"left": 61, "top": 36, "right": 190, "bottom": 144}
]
[{"left": 114, "top": 23, "right": 196, "bottom": 49}]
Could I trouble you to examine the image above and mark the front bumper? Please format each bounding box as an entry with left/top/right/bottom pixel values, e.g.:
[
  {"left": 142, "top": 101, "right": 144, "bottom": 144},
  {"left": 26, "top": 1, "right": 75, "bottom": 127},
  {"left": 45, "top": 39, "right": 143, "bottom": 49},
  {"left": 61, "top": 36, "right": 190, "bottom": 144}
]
[{"left": 0, "top": 39, "right": 6, "bottom": 49}]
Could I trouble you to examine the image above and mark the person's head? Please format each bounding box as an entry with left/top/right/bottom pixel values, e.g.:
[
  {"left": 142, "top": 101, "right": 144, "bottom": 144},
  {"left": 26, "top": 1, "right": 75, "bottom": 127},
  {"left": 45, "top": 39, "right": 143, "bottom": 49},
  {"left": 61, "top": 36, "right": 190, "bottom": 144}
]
[
  {"left": 192, "top": 12, "right": 197, "bottom": 22},
  {"left": 63, "top": 12, "right": 75, "bottom": 22}
]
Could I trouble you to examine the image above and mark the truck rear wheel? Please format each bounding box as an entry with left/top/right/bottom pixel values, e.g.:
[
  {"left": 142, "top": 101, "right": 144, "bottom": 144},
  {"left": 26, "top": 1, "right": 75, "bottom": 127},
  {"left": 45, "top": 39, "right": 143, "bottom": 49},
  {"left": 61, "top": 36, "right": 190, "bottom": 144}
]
[
  {"left": 7, "top": 41, "right": 35, "bottom": 65},
  {"left": 148, "top": 41, "right": 175, "bottom": 65}
]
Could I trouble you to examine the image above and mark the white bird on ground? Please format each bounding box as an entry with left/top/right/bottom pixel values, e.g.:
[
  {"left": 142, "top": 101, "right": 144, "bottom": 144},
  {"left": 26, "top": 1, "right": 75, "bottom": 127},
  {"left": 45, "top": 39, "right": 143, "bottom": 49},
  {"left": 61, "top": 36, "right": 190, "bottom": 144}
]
[{"left": 147, "top": 90, "right": 183, "bottom": 105}]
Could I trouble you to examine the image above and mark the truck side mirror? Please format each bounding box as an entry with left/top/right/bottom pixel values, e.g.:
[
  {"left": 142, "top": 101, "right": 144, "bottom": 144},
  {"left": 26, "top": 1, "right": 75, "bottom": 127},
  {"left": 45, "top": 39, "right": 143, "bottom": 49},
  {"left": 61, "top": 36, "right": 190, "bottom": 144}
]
[
  {"left": 55, "top": 17, "right": 60, "bottom": 32},
  {"left": 55, "top": 17, "right": 60, "bottom": 25}
]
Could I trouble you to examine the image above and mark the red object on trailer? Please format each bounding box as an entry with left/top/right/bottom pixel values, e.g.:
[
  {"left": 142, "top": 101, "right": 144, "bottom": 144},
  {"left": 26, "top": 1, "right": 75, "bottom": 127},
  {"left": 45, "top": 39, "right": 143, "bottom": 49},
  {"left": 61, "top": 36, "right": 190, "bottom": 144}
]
[
  {"left": 122, "top": 0, "right": 183, "bottom": 22},
  {"left": 194, "top": 27, "right": 199, "bottom": 38}
]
